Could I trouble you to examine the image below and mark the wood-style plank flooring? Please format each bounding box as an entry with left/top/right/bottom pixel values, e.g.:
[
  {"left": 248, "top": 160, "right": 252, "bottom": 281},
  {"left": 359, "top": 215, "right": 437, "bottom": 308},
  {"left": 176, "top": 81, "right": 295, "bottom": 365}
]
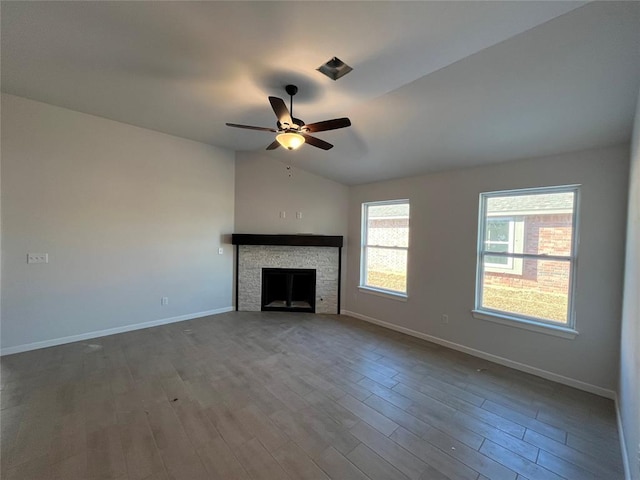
[{"left": 0, "top": 312, "right": 624, "bottom": 479}]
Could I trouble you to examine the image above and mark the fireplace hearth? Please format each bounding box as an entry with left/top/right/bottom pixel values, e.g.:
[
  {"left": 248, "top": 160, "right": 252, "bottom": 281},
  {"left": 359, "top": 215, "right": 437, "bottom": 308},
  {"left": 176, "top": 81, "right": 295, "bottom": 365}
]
[{"left": 262, "top": 268, "right": 316, "bottom": 313}]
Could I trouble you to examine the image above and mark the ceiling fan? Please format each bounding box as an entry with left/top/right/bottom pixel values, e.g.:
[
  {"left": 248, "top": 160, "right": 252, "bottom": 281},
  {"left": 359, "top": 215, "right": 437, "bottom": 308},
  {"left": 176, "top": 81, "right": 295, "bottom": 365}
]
[{"left": 226, "top": 84, "right": 351, "bottom": 151}]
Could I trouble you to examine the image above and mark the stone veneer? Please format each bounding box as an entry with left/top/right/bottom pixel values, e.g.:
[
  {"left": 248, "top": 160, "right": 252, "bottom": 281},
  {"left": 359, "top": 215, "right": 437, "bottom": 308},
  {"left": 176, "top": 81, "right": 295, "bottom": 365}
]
[{"left": 237, "top": 245, "right": 339, "bottom": 314}]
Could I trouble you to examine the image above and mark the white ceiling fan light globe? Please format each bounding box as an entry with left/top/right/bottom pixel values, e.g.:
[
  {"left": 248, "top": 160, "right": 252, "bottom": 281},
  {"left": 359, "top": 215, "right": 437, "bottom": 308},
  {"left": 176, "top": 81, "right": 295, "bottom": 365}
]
[{"left": 276, "top": 132, "right": 305, "bottom": 150}]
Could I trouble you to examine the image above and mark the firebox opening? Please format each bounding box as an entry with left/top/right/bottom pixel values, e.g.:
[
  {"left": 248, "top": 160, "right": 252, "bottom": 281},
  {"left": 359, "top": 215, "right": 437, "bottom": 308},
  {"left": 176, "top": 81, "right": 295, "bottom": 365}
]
[{"left": 262, "top": 268, "right": 316, "bottom": 313}]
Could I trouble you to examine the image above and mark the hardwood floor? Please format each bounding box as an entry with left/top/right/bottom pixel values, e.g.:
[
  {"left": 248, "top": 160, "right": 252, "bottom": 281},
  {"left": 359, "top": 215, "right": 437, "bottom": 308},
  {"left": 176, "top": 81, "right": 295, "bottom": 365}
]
[{"left": 0, "top": 312, "right": 623, "bottom": 479}]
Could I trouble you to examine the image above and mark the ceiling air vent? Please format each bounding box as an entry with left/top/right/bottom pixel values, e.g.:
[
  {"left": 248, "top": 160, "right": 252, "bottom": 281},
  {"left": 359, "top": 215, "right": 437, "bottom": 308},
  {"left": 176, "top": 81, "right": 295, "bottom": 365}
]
[{"left": 317, "top": 57, "right": 353, "bottom": 81}]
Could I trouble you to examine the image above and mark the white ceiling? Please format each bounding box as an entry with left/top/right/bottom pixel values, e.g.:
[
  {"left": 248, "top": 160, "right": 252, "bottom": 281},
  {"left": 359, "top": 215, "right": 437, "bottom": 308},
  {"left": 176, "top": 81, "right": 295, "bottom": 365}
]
[{"left": 2, "top": 1, "right": 639, "bottom": 185}]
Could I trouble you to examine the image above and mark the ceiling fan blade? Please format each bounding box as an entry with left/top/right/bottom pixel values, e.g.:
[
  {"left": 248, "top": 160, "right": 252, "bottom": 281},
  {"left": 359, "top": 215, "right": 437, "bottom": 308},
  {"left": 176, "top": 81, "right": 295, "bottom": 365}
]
[
  {"left": 266, "top": 140, "right": 280, "bottom": 150},
  {"left": 226, "top": 123, "right": 277, "bottom": 133},
  {"left": 304, "top": 117, "right": 351, "bottom": 133},
  {"left": 268, "top": 97, "right": 293, "bottom": 127},
  {"left": 301, "top": 133, "right": 333, "bottom": 150}
]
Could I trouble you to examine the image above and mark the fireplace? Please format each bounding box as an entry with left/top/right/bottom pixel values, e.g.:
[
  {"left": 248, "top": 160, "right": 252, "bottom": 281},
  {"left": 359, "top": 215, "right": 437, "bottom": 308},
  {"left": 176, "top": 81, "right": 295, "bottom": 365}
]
[
  {"left": 262, "top": 268, "right": 316, "bottom": 313},
  {"left": 232, "top": 234, "right": 343, "bottom": 314}
]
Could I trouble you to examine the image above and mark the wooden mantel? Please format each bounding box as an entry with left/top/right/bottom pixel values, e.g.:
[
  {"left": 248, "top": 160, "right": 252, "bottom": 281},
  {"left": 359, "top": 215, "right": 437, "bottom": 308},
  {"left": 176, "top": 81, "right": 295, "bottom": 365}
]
[{"left": 232, "top": 234, "right": 343, "bottom": 248}]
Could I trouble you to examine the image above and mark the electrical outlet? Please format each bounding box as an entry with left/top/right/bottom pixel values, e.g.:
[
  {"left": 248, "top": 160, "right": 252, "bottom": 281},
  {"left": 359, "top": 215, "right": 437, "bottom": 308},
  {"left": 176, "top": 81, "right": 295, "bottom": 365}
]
[
  {"left": 279, "top": 211, "right": 286, "bottom": 219},
  {"left": 441, "top": 314, "right": 449, "bottom": 324},
  {"left": 296, "top": 211, "right": 303, "bottom": 219},
  {"left": 27, "top": 253, "right": 48, "bottom": 264},
  {"left": 161, "top": 297, "right": 169, "bottom": 306}
]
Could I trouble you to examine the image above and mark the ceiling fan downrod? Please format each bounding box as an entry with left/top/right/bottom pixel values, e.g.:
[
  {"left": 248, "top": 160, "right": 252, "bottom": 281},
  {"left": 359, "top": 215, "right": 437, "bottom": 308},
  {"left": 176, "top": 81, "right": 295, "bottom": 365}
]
[{"left": 285, "top": 84, "right": 298, "bottom": 121}]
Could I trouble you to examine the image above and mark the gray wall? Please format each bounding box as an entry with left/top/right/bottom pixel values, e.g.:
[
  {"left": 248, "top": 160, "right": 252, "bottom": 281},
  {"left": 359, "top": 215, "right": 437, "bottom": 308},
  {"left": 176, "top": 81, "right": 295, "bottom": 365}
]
[
  {"left": 619, "top": 91, "right": 640, "bottom": 479},
  {"left": 234, "top": 152, "right": 349, "bottom": 236},
  {"left": 346, "top": 145, "right": 629, "bottom": 392},
  {"left": 1, "top": 94, "right": 235, "bottom": 352}
]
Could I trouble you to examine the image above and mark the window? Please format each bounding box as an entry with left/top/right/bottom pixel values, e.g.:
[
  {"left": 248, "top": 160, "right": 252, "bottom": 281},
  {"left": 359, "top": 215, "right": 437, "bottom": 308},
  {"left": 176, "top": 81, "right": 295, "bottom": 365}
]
[
  {"left": 484, "top": 217, "right": 524, "bottom": 274},
  {"left": 474, "top": 185, "right": 579, "bottom": 335},
  {"left": 485, "top": 217, "right": 513, "bottom": 266},
  {"left": 360, "top": 200, "right": 410, "bottom": 297}
]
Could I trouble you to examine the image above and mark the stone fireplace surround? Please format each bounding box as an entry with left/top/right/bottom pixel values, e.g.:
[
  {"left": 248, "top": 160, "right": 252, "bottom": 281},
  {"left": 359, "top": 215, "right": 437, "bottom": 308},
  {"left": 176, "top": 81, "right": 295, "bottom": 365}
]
[{"left": 232, "top": 234, "right": 343, "bottom": 314}]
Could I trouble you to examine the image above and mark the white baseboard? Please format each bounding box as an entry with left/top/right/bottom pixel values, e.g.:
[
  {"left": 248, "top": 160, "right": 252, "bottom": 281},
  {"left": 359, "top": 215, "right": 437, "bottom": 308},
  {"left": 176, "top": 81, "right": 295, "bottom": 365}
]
[
  {"left": 615, "top": 393, "right": 632, "bottom": 480},
  {"left": 0, "top": 306, "right": 234, "bottom": 356},
  {"left": 341, "top": 309, "right": 616, "bottom": 400}
]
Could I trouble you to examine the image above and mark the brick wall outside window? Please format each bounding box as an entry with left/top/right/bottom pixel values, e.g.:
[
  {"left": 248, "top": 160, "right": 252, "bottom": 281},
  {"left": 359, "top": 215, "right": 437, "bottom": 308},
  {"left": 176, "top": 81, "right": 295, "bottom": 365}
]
[{"left": 484, "top": 213, "right": 572, "bottom": 294}]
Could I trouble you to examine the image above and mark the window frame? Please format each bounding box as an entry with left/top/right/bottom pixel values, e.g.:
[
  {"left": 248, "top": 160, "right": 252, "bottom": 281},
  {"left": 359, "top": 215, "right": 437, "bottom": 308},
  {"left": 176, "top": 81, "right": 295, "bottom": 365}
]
[
  {"left": 473, "top": 185, "right": 580, "bottom": 337},
  {"left": 359, "top": 199, "right": 410, "bottom": 299}
]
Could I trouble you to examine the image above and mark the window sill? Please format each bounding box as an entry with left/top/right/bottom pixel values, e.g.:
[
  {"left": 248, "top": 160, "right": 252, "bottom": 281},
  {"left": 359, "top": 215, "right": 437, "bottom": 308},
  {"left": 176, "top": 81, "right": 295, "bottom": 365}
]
[
  {"left": 358, "top": 286, "right": 408, "bottom": 302},
  {"left": 471, "top": 310, "right": 578, "bottom": 339}
]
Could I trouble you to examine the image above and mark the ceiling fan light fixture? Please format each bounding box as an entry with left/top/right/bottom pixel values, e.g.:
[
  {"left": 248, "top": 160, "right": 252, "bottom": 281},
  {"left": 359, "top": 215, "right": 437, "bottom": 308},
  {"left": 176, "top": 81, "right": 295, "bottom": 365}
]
[
  {"left": 276, "top": 132, "right": 305, "bottom": 150},
  {"left": 226, "top": 84, "right": 351, "bottom": 151}
]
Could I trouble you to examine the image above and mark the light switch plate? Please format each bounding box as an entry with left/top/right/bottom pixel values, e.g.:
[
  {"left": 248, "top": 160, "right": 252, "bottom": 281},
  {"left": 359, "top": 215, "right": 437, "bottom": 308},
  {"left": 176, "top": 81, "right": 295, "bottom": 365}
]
[
  {"left": 27, "top": 253, "right": 48, "bottom": 264},
  {"left": 218, "top": 248, "right": 224, "bottom": 255}
]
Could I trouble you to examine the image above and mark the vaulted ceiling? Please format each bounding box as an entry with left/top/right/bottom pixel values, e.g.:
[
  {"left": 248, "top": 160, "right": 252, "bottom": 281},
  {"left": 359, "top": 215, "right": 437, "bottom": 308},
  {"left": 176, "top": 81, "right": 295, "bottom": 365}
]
[{"left": 2, "top": 1, "right": 639, "bottom": 185}]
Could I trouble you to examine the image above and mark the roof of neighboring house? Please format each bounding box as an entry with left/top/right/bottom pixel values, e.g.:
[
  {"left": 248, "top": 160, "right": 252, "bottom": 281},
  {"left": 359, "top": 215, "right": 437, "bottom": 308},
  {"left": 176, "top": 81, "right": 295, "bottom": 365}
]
[
  {"left": 488, "top": 192, "right": 574, "bottom": 214},
  {"left": 369, "top": 204, "right": 410, "bottom": 219}
]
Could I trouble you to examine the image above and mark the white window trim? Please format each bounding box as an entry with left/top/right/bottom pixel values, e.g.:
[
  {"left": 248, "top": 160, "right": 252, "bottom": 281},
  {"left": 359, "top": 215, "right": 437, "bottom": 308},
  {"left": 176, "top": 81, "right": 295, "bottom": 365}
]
[
  {"left": 471, "top": 310, "right": 578, "bottom": 339},
  {"left": 475, "top": 185, "right": 580, "bottom": 333},
  {"left": 360, "top": 199, "right": 410, "bottom": 297},
  {"left": 358, "top": 285, "right": 408, "bottom": 301}
]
